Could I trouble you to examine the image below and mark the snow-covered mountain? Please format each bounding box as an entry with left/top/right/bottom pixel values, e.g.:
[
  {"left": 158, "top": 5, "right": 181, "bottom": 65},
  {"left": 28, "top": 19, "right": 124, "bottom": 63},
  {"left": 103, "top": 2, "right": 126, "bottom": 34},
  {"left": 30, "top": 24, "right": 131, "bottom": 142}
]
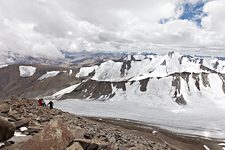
[
  {"left": 1, "top": 51, "right": 225, "bottom": 110},
  {"left": 59, "top": 52, "right": 225, "bottom": 109}
]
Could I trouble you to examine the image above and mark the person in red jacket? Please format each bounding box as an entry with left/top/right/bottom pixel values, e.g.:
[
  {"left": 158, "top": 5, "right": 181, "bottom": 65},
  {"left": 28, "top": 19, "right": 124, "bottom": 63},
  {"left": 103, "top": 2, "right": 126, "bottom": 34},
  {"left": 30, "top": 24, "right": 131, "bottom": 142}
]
[{"left": 38, "top": 99, "right": 43, "bottom": 107}]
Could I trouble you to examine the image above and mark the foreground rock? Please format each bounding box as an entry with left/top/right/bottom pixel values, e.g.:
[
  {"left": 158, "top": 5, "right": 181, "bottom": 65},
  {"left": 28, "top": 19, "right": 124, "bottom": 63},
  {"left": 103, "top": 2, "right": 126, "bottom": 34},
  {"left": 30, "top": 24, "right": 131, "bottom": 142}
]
[
  {"left": 17, "top": 119, "right": 75, "bottom": 150},
  {"left": 0, "top": 103, "right": 10, "bottom": 113},
  {"left": 0, "top": 118, "right": 15, "bottom": 142},
  {"left": 14, "top": 119, "right": 30, "bottom": 129},
  {"left": 0, "top": 98, "right": 173, "bottom": 150}
]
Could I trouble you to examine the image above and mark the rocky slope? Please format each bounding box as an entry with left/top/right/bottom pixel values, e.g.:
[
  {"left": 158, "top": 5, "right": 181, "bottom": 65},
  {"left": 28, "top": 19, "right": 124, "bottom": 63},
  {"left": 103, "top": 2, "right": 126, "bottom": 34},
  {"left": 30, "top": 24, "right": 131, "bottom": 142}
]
[
  {"left": 0, "top": 64, "right": 81, "bottom": 99},
  {"left": 0, "top": 98, "right": 173, "bottom": 150}
]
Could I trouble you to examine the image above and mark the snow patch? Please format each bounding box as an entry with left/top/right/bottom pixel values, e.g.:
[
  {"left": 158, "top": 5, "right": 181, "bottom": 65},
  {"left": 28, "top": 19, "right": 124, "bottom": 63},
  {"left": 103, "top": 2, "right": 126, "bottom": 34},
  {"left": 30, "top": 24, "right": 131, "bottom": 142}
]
[
  {"left": 52, "top": 84, "right": 80, "bottom": 98},
  {"left": 20, "top": 127, "right": 28, "bottom": 132},
  {"left": 19, "top": 66, "right": 36, "bottom": 77},
  {"left": 38, "top": 71, "right": 60, "bottom": 80},
  {"left": 92, "top": 61, "right": 123, "bottom": 81},
  {"left": 76, "top": 65, "right": 98, "bottom": 77},
  {"left": 133, "top": 54, "right": 146, "bottom": 60},
  {"left": 203, "top": 145, "right": 210, "bottom": 150},
  {"left": 69, "top": 69, "right": 73, "bottom": 75},
  {"left": 152, "top": 131, "right": 157, "bottom": 135},
  {"left": 219, "top": 143, "right": 225, "bottom": 146},
  {"left": 14, "top": 131, "right": 26, "bottom": 137},
  {"left": 0, "top": 64, "right": 8, "bottom": 68},
  {"left": 0, "top": 143, "right": 4, "bottom": 147}
]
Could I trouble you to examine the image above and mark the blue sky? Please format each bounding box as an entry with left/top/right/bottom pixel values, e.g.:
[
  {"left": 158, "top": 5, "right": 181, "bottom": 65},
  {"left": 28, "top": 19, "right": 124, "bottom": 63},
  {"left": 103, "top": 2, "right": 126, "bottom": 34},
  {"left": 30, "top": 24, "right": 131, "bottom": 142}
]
[
  {"left": 179, "top": 1, "right": 208, "bottom": 27},
  {"left": 160, "top": 1, "right": 208, "bottom": 27}
]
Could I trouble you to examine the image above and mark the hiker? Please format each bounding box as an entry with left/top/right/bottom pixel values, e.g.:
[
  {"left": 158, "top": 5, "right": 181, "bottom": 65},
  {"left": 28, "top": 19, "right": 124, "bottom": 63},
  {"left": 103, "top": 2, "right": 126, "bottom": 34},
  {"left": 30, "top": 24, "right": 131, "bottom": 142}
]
[
  {"left": 47, "top": 101, "right": 54, "bottom": 109},
  {"left": 41, "top": 99, "right": 46, "bottom": 107},
  {"left": 38, "top": 99, "right": 42, "bottom": 107}
]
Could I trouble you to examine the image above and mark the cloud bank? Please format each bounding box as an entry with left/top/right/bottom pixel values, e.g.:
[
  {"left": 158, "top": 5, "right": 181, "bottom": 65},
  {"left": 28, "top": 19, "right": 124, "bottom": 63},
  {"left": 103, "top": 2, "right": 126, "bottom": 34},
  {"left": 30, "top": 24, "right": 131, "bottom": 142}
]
[{"left": 0, "top": 0, "right": 225, "bottom": 58}]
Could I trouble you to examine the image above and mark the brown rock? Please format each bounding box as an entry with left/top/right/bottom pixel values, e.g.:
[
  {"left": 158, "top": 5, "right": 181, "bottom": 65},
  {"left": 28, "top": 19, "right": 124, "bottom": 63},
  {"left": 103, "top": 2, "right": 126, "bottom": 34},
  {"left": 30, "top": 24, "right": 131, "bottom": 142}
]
[
  {"left": 0, "top": 117, "right": 15, "bottom": 142},
  {"left": 75, "top": 139, "right": 92, "bottom": 149},
  {"left": 18, "top": 119, "right": 76, "bottom": 150},
  {"left": 67, "top": 142, "right": 84, "bottom": 150},
  {"left": 24, "top": 127, "right": 41, "bottom": 135},
  {"left": 74, "top": 139, "right": 108, "bottom": 150},
  {"left": 7, "top": 114, "right": 20, "bottom": 122},
  {"left": 0, "top": 103, "right": 10, "bottom": 113},
  {"left": 14, "top": 119, "right": 30, "bottom": 128},
  {"left": 87, "top": 143, "right": 98, "bottom": 150}
]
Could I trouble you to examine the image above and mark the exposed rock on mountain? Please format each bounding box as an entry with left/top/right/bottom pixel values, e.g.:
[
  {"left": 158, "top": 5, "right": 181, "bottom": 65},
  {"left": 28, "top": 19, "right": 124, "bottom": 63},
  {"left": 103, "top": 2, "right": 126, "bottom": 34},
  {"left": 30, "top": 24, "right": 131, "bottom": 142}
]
[
  {"left": 0, "top": 103, "right": 10, "bottom": 113},
  {"left": 0, "top": 64, "right": 80, "bottom": 99}
]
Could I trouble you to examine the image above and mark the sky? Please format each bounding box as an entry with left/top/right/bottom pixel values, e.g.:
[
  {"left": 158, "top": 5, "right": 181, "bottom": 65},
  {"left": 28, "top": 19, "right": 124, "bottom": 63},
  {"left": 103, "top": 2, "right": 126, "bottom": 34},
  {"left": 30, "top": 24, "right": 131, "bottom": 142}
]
[{"left": 0, "top": 0, "right": 225, "bottom": 58}]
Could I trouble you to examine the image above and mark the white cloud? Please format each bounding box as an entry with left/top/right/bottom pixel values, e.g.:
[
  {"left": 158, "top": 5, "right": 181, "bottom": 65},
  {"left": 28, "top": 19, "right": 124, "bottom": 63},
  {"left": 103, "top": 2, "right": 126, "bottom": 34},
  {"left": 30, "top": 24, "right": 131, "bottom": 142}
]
[{"left": 0, "top": 0, "right": 224, "bottom": 58}]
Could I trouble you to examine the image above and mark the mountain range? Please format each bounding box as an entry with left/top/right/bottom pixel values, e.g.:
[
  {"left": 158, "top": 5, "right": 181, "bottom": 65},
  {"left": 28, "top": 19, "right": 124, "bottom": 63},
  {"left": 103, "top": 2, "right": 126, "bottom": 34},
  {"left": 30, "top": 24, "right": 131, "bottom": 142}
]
[{"left": 0, "top": 51, "right": 225, "bottom": 110}]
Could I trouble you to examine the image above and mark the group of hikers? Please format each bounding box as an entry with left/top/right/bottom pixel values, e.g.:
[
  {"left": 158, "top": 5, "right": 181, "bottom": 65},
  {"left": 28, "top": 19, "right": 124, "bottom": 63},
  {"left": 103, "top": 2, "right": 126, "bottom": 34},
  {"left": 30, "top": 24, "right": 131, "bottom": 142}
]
[{"left": 37, "top": 98, "right": 54, "bottom": 109}]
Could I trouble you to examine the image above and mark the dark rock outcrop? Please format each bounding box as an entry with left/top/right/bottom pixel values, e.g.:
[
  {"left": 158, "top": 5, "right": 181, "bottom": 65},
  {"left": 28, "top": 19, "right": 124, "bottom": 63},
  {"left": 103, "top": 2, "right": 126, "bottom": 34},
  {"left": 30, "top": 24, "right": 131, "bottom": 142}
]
[
  {"left": 0, "top": 118, "right": 15, "bottom": 142},
  {"left": 112, "top": 82, "right": 126, "bottom": 91},
  {"left": 139, "top": 78, "right": 150, "bottom": 92},
  {"left": 175, "top": 95, "right": 187, "bottom": 105},
  {"left": 62, "top": 79, "right": 114, "bottom": 100}
]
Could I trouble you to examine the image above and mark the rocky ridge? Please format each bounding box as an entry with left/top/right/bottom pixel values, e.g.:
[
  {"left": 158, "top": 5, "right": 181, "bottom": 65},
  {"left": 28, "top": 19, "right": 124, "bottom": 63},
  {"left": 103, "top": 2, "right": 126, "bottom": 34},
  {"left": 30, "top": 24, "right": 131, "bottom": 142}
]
[{"left": 0, "top": 98, "right": 171, "bottom": 150}]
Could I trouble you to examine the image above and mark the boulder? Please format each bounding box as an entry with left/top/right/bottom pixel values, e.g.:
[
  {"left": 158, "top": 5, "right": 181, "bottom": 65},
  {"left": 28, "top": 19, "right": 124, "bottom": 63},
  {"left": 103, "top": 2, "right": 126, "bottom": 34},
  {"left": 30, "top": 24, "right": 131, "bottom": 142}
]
[
  {"left": 18, "top": 119, "right": 78, "bottom": 150},
  {"left": 0, "top": 104, "right": 10, "bottom": 113},
  {"left": 23, "top": 127, "right": 41, "bottom": 135},
  {"left": 74, "top": 139, "right": 108, "bottom": 150},
  {"left": 0, "top": 118, "right": 15, "bottom": 142},
  {"left": 8, "top": 114, "right": 20, "bottom": 122},
  {"left": 14, "top": 119, "right": 30, "bottom": 129},
  {"left": 67, "top": 142, "right": 84, "bottom": 150}
]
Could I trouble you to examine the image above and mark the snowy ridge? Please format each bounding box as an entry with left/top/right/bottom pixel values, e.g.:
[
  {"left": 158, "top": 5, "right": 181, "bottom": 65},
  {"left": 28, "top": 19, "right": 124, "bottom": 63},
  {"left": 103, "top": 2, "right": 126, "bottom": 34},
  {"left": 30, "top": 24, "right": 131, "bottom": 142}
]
[
  {"left": 38, "top": 71, "right": 60, "bottom": 80},
  {"left": 76, "top": 52, "right": 225, "bottom": 82},
  {"left": 0, "top": 64, "right": 8, "bottom": 69},
  {"left": 64, "top": 72, "right": 225, "bottom": 108},
  {"left": 52, "top": 84, "right": 80, "bottom": 99},
  {"left": 19, "top": 66, "right": 36, "bottom": 77},
  {"left": 76, "top": 65, "right": 98, "bottom": 77},
  {"left": 58, "top": 52, "right": 225, "bottom": 108}
]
